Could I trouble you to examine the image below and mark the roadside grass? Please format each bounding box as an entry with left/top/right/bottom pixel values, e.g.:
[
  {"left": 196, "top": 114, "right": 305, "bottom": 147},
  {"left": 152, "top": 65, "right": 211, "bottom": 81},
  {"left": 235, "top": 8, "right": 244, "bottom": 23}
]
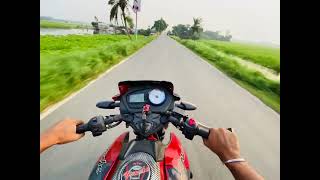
[
  {"left": 172, "top": 36, "right": 280, "bottom": 113},
  {"left": 40, "top": 35, "right": 131, "bottom": 55},
  {"left": 40, "top": 20, "right": 91, "bottom": 29},
  {"left": 200, "top": 39, "right": 280, "bottom": 73},
  {"left": 40, "top": 35, "right": 155, "bottom": 112},
  {"left": 234, "top": 80, "right": 280, "bottom": 112}
]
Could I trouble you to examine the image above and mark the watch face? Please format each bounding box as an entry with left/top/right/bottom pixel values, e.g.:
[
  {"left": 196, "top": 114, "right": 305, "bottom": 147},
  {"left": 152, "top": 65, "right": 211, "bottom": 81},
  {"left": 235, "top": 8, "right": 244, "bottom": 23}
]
[{"left": 148, "top": 89, "right": 166, "bottom": 105}]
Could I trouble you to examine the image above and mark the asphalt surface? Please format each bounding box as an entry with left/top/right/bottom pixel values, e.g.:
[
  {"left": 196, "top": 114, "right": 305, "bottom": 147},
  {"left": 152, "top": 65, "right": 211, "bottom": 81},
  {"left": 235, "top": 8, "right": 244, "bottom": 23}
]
[{"left": 40, "top": 34, "right": 280, "bottom": 180}]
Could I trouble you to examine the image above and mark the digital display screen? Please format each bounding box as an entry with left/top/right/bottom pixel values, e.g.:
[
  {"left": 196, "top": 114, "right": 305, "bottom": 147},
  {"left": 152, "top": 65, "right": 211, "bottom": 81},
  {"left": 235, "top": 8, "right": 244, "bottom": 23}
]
[{"left": 129, "top": 93, "right": 145, "bottom": 103}]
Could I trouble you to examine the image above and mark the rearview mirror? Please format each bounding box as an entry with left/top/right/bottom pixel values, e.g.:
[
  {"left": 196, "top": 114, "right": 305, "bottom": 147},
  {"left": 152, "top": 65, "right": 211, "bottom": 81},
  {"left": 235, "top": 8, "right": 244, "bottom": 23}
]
[
  {"left": 176, "top": 101, "right": 197, "bottom": 111},
  {"left": 96, "top": 101, "right": 120, "bottom": 109}
]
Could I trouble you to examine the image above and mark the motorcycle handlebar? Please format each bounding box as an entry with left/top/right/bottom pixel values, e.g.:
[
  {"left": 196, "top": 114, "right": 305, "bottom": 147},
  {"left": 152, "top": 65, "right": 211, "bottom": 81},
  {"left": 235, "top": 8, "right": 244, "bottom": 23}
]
[
  {"left": 75, "top": 115, "right": 122, "bottom": 136},
  {"left": 196, "top": 123, "right": 210, "bottom": 139},
  {"left": 167, "top": 115, "right": 211, "bottom": 140},
  {"left": 76, "top": 113, "right": 212, "bottom": 140},
  {"left": 76, "top": 123, "right": 89, "bottom": 134}
]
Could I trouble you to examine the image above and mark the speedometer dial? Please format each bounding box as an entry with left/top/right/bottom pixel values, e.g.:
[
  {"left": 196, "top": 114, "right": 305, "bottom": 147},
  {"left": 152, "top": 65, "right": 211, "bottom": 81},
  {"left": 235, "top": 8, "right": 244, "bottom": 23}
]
[{"left": 148, "top": 89, "right": 166, "bottom": 105}]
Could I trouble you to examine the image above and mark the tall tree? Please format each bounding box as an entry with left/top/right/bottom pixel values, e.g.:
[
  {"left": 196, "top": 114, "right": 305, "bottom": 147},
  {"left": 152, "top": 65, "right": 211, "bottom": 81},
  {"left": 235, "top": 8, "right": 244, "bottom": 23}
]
[
  {"left": 190, "top": 17, "right": 203, "bottom": 40},
  {"left": 152, "top": 18, "right": 168, "bottom": 33},
  {"left": 108, "top": 0, "right": 132, "bottom": 39},
  {"left": 172, "top": 24, "right": 192, "bottom": 39}
]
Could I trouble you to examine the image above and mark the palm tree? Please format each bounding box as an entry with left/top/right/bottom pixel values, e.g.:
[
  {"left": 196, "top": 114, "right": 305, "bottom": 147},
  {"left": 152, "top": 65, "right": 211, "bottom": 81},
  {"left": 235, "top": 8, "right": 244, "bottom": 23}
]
[
  {"left": 94, "top": 16, "right": 99, "bottom": 22},
  {"left": 108, "top": 0, "right": 132, "bottom": 39},
  {"left": 191, "top": 17, "right": 203, "bottom": 40}
]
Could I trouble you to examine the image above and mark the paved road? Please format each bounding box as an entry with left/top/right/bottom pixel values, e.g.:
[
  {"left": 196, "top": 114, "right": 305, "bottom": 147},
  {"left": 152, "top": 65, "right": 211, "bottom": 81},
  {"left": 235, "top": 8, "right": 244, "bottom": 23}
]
[{"left": 40, "top": 34, "right": 280, "bottom": 180}]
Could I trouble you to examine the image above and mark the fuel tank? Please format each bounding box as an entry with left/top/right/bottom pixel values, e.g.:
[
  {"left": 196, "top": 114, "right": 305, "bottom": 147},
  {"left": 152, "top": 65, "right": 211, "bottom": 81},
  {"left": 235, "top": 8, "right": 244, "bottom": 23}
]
[{"left": 88, "top": 132, "right": 192, "bottom": 180}]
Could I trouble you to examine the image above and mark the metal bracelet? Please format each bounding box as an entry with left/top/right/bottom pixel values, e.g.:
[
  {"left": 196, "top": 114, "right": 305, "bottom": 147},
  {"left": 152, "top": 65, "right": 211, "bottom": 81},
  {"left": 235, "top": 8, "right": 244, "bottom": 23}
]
[{"left": 224, "top": 158, "right": 246, "bottom": 164}]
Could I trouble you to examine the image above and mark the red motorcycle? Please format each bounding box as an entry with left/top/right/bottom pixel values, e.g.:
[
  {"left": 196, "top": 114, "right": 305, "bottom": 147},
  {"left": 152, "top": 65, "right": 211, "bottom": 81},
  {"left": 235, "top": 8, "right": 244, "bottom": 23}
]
[{"left": 76, "top": 81, "right": 211, "bottom": 180}]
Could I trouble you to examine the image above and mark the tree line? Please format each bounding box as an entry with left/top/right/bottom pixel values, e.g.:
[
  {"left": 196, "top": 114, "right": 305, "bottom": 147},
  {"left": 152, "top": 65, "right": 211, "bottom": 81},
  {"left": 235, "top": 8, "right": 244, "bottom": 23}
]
[
  {"left": 169, "top": 17, "right": 232, "bottom": 41},
  {"left": 106, "top": 1, "right": 231, "bottom": 41},
  {"left": 107, "top": 0, "right": 168, "bottom": 38},
  {"left": 138, "top": 18, "right": 168, "bottom": 36}
]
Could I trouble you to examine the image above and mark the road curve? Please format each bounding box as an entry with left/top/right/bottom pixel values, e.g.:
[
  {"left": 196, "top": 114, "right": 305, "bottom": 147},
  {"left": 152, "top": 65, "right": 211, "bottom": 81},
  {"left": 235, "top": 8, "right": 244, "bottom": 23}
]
[{"left": 40, "top": 34, "right": 280, "bottom": 180}]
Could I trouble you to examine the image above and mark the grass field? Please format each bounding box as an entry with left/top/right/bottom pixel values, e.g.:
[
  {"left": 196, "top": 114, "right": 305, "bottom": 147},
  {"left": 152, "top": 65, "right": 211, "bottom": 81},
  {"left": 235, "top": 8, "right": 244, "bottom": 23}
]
[
  {"left": 172, "top": 37, "right": 280, "bottom": 113},
  {"left": 200, "top": 39, "right": 280, "bottom": 73},
  {"left": 40, "top": 35, "right": 155, "bottom": 112},
  {"left": 40, "top": 20, "right": 91, "bottom": 29}
]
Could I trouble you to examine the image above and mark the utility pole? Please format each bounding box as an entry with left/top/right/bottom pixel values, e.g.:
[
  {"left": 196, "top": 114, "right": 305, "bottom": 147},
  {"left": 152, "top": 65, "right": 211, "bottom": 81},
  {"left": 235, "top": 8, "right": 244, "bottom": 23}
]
[
  {"left": 132, "top": 0, "right": 141, "bottom": 40},
  {"left": 135, "top": 11, "right": 138, "bottom": 40}
]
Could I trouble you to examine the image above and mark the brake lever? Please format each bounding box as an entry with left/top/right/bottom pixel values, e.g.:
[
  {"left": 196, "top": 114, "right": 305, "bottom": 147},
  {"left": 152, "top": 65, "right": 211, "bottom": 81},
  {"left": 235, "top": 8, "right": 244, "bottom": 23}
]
[
  {"left": 175, "top": 102, "right": 197, "bottom": 111},
  {"left": 105, "top": 115, "right": 122, "bottom": 123},
  {"left": 167, "top": 111, "right": 187, "bottom": 128},
  {"left": 104, "top": 115, "right": 123, "bottom": 129}
]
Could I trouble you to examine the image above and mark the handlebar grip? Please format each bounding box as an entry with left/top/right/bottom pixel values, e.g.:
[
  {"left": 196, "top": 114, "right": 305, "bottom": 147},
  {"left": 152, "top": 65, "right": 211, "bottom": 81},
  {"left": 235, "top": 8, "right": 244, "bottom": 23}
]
[
  {"left": 197, "top": 124, "right": 210, "bottom": 139},
  {"left": 76, "top": 124, "right": 89, "bottom": 134}
]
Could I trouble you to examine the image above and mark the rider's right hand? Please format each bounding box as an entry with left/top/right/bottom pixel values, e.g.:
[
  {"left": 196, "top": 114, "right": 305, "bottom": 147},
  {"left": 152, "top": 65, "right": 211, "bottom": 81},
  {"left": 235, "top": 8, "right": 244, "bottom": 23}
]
[{"left": 203, "top": 128, "right": 241, "bottom": 162}]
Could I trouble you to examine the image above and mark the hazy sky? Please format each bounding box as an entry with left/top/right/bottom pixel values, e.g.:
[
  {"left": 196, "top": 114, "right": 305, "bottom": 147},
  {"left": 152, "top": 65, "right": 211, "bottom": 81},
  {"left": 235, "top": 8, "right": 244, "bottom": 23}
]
[{"left": 40, "top": 0, "right": 280, "bottom": 44}]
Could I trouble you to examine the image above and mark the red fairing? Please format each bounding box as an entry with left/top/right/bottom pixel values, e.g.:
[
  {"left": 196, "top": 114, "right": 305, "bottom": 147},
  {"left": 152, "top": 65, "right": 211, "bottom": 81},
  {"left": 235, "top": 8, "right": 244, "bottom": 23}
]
[
  {"left": 158, "top": 161, "right": 165, "bottom": 180},
  {"left": 164, "top": 133, "right": 190, "bottom": 179},
  {"left": 165, "top": 133, "right": 190, "bottom": 170},
  {"left": 101, "top": 132, "right": 129, "bottom": 180}
]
